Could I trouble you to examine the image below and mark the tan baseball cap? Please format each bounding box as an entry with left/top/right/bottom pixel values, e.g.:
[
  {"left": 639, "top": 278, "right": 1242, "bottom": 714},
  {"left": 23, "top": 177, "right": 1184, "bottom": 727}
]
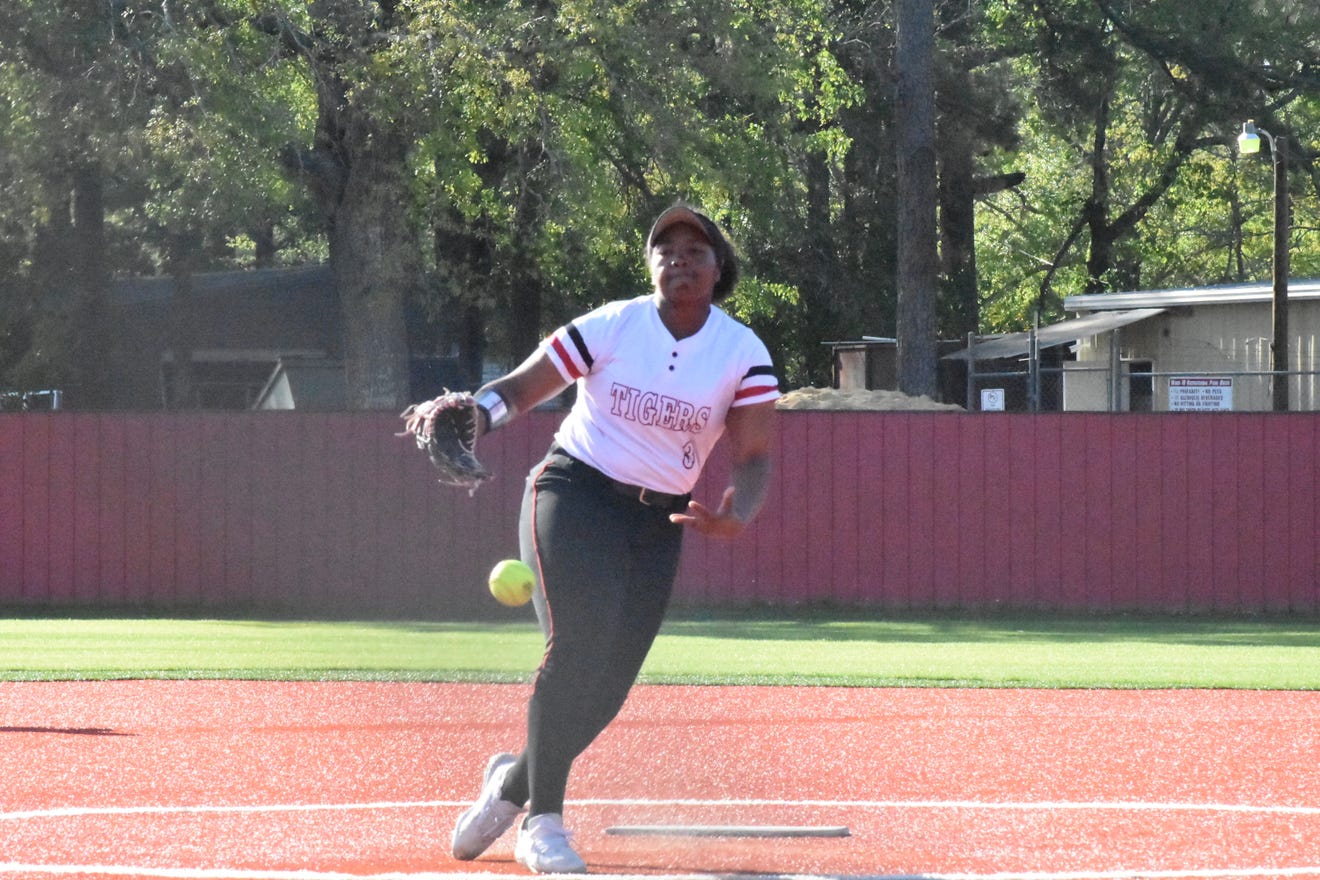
[{"left": 645, "top": 204, "right": 740, "bottom": 300}]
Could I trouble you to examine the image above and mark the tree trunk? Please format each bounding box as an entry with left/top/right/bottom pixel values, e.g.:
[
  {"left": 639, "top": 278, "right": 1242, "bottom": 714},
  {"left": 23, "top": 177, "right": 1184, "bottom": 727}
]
[
  {"left": 433, "top": 207, "right": 491, "bottom": 389},
  {"left": 290, "top": 69, "right": 415, "bottom": 411},
  {"left": 332, "top": 130, "right": 414, "bottom": 410},
  {"left": 1082, "top": 90, "right": 1114, "bottom": 294},
  {"left": 938, "top": 124, "right": 978, "bottom": 340},
  {"left": 895, "top": 0, "right": 939, "bottom": 397},
  {"left": 164, "top": 229, "right": 204, "bottom": 410},
  {"left": 798, "top": 149, "right": 844, "bottom": 380},
  {"left": 70, "top": 162, "right": 110, "bottom": 409},
  {"left": 505, "top": 140, "right": 548, "bottom": 361}
]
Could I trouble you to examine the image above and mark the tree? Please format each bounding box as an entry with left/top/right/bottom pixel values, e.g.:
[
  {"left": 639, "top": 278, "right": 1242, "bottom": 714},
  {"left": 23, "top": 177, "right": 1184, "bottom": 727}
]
[
  {"left": 975, "top": 0, "right": 1320, "bottom": 330},
  {"left": 415, "top": 0, "right": 859, "bottom": 384},
  {"left": 242, "top": 3, "right": 423, "bottom": 409},
  {"left": 894, "top": 0, "right": 939, "bottom": 396},
  {"left": 8, "top": 0, "right": 1320, "bottom": 405},
  {"left": 0, "top": 1, "right": 328, "bottom": 406},
  {"left": 934, "top": 2, "right": 1026, "bottom": 340},
  {"left": 0, "top": 0, "right": 154, "bottom": 405}
]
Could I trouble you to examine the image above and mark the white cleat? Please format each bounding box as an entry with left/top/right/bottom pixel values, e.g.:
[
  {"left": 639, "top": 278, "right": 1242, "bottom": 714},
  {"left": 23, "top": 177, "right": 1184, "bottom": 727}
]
[
  {"left": 451, "top": 752, "right": 522, "bottom": 860},
  {"left": 515, "top": 812, "right": 588, "bottom": 874}
]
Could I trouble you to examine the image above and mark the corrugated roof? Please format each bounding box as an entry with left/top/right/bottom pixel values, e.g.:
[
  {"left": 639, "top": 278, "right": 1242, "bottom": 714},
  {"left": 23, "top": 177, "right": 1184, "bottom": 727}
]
[
  {"left": 1064, "top": 278, "right": 1320, "bottom": 312},
  {"left": 943, "top": 308, "right": 1166, "bottom": 361}
]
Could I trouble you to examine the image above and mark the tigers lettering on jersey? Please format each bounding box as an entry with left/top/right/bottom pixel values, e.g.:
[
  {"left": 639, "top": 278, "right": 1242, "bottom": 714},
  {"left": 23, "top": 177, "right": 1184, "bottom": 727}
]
[
  {"left": 542, "top": 296, "right": 779, "bottom": 494},
  {"left": 609, "top": 382, "right": 712, "bottom": 434}
]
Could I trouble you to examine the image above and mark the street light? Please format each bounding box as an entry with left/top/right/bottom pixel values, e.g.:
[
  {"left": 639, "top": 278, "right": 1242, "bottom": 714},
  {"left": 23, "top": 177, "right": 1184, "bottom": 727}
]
[{"left": 1238, "top": 120, "right": 1290, "bottom": 411}]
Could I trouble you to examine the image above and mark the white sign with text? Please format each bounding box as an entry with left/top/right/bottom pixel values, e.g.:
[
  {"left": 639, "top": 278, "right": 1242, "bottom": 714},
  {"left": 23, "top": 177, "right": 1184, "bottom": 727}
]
[{"left": 1168, "top": 377, "right": 1233, "bottom": 411}]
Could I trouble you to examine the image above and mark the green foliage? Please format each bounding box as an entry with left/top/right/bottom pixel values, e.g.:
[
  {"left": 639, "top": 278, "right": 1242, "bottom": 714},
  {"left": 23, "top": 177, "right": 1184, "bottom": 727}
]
[
  {"left": 4, "top": 0, "right": 1320, "bottom": 397},
  {"left": 405, "top": 0, "right": 857, "bottom": 365},
  {"left": 0, "top": 62, "right": 41, "bottom": 277},
  {"left": 142, "top": 10, "right": 319, "bottom": 261},
  {"left": 974, "top": 0, "right": 1320, "bottom": 331},
  {"left": 721, "top": 277, "right": 806, "bottom": 382}
]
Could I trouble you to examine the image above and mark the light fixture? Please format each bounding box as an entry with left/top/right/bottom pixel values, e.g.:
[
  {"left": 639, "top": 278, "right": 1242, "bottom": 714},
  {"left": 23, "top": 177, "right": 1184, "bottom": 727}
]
[{"left": 1238, "top": 120, "right": 1263, "bottom": 155}]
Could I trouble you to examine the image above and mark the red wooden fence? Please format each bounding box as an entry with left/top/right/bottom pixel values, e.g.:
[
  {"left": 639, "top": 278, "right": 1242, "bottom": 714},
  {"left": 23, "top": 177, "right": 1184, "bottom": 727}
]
[{"left": 1, "top": 410, "right": 1316, "bottom": 617}]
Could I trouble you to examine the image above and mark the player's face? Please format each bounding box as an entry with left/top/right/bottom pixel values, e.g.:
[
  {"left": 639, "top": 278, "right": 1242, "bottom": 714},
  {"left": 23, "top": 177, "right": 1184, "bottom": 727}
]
[{"left": 649, "top": 225, "right": 720, "bottom": 306}]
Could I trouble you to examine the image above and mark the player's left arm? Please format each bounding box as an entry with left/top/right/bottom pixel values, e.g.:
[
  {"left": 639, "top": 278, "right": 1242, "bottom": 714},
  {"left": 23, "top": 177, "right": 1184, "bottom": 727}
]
[
  {"left": 400, "top": 350, "right": 569, "bottom": 440},
  {"left": 472, "top": 349, "right": 572, "bottom": 436},
  {"left": 669, "top": 400, "right": 776, "bottom": 538}
]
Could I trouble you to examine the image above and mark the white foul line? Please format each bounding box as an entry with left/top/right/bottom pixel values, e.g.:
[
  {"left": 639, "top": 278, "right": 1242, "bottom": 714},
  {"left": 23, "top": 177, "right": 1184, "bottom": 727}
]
[
  {"left": 0, "top": 799, "right": 464, "bottom": 823},
  {"left": 2, "top": 799, "right": 1319, "bottom": 880},
  {"left": 3, "top": 865, "right": 1320, "bottom": 880},
  {"left": 3, "top": 797, "right": 1320, "bottom": 822}
]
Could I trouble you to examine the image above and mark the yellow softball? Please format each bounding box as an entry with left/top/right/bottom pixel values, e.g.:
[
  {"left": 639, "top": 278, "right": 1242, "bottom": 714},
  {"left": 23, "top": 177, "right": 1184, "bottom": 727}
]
[{"left": 488, "top": 559, "right": 535, "bottom": 607}]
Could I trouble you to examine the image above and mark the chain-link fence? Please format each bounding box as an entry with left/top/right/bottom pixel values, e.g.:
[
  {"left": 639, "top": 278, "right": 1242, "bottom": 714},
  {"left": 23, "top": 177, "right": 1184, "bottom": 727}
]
[
  {"left": 834, "top": 331, "right": 1319, "bottom": 413},
  {"left": 964, "top": 351, "right": 1320, "bottom": 412},
  {"left": 0, "top": 389, "right": 63, "bottom": 412}
]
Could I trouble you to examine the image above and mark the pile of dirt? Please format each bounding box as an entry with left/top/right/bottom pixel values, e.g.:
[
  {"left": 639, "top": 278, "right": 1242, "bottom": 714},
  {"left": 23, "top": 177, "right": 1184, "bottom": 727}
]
[{"left": 775, "top": 386, "right": 964, "bottom": 412}]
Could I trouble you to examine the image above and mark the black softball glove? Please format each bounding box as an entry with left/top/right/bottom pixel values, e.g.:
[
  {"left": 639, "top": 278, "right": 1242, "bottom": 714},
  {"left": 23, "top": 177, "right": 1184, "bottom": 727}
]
[{"left": 398, "top": 390, "right": 491, "bottom": 493}]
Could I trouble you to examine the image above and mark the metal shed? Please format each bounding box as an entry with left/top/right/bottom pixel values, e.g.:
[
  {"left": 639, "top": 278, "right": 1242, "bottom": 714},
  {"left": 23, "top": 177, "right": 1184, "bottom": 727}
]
[
  {"left": 945, "top": 279, "right": 1320, "bottom": 411},
  {"left": 1064, "top": 279, "right": 1320, "bottom": 411}
]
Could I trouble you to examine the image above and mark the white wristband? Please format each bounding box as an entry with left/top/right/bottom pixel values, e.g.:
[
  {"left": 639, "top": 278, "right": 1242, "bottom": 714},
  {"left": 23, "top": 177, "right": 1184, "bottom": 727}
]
[{"left": 476, "top": 389, "right": 511, "bottom": 431}]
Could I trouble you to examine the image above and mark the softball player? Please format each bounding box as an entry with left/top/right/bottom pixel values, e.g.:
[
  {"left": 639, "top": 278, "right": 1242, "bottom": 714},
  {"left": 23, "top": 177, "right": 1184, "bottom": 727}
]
[{"left": 448, "top": 204, "right": 779, "bottom": 873}]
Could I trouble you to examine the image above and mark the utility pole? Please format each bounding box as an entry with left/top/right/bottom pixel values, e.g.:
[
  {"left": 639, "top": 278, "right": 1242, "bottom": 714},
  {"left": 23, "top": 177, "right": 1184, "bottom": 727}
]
[{"left": 1270, "top": 133, "right": 1290, "bottom": 411}]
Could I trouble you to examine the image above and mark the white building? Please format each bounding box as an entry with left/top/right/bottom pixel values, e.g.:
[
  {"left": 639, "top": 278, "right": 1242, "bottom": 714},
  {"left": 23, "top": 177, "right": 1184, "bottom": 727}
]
[
  {"left": 949, "top": 279, "right": 1320, "bottom": 411},
  {"left": 1062, "top": 280, "right": 1320, "bottom": 411}
]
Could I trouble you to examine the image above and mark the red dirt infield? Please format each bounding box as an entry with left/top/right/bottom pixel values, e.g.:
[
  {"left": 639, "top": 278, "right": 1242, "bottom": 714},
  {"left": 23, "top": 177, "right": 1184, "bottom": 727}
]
[{"left": 1, "top": 681, "right": 1318, "bottom": 879}]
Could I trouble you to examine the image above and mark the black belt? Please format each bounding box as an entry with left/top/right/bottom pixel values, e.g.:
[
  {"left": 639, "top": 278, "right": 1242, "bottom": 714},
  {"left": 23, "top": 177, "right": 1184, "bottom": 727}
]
[
  {"left": 608, "top": 478, "right": 688, "bottom": 511},
  {"left": 550, "top": 444, "right": 689, "bottom": 511}
]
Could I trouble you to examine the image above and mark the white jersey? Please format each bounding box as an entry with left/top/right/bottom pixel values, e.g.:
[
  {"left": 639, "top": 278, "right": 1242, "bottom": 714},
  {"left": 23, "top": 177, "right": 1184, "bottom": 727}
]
[{"left": 542, "top": 295, "right": 779, "bottom": 494}]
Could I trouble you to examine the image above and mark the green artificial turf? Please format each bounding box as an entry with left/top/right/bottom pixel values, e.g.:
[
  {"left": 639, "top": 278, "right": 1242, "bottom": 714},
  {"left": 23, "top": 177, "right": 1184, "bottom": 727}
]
[{"left": 2, "top": 612, "right": 1319, "bottom": 688}]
